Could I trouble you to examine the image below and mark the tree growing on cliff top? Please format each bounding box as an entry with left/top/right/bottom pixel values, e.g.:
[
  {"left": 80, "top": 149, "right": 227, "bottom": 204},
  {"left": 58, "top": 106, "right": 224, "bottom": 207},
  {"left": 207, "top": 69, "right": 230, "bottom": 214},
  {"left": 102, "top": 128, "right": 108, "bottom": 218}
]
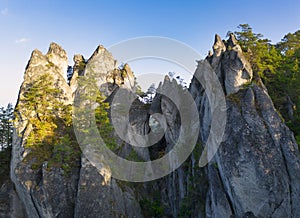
[
  {"left": 234, "top": 24, "right": 300, "bottom": 144},
  {"left": 16, "top": 73, "right": 80, "bottom": 172}
]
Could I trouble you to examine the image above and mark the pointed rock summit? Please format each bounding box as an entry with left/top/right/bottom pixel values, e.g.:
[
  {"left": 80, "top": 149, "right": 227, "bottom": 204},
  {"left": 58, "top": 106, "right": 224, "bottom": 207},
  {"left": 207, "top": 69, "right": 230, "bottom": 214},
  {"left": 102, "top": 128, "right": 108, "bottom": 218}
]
[
  {"left": 207, "top": 33, "right": 253, "bottom": 95},
  {"left": 70, "top": 54, "right": 86, "bottom": 93},
  {"left": 47, "top": 42, "right": 67, "bottom": 58},
  {"left": 213, "top": 34, "right": 226, "bottom": 57},
  {"left": 46, "top": 42, "right": 68, "bottom": 74},
  {"left": 21, "top": 42, "right": 71, "bottom": 102},
  {"left": 227, "top": 33, "right": 239, "bottom": 47}
]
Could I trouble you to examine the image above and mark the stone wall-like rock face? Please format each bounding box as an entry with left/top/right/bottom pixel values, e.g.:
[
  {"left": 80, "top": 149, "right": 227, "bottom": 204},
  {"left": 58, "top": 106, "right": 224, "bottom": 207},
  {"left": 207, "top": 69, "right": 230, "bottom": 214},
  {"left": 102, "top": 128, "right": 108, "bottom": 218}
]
[{"left": 208, "top": 85, "right": 300, "bottom": 217}]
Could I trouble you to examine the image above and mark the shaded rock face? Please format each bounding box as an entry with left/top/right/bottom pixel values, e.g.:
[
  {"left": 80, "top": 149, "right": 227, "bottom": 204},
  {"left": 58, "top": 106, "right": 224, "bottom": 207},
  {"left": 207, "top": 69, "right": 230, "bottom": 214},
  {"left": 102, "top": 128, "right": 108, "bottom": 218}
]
[
  {"left": 0, "top": 181, "right": 25, "bottom": 218},
  {"left": 13, "top": 162, "right": 79, "bottom": 218},
  {"left": 148, "top": 78, "right": 207, "bottom": 217},
  {"left": 10, "top": 35, "right": 300, "bottom": 218},
  {"left": 192, "top": 35, "right": 300, "bottom": 217},
  {"left": 209, "top": 85, "right": 300, "bottom": 217},
  {"left": 75, "top": 156, "right": 142, "bottom": 218},
  {"left": 70, "top": 54, "right": 86, "bottom": 94}
]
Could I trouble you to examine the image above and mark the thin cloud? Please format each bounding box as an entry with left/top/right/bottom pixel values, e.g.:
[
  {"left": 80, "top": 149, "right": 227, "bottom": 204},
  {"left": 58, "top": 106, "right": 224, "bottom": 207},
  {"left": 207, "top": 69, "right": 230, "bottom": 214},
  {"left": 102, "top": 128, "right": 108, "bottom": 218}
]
[
  {"left": 15, "top": 38, "right": 30, "bottom": 44},
  {"left": 1, "top": 8, "right": 8, "bottom": 16}
]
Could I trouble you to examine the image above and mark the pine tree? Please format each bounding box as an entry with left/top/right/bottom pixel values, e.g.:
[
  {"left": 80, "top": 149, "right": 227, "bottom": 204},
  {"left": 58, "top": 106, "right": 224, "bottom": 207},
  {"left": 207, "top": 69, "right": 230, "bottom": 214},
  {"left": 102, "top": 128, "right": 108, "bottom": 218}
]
[
  {"left": 234, "top": 24, "right": 279, "bottom": 77},
  {"left": 0, "top": 104, "right": 14, "bottom": 183},
  {"left": 15, "top": 73, "right": 80, "bottom": 172},
  {"left": 233, "top": 24, "right": 300, "bottom": 144},
  {"left": 75, "top": 70, "right": 117, "bottom": 151},
  {"left": 0, "top": 103, "right": 14, "bottom": 150}
]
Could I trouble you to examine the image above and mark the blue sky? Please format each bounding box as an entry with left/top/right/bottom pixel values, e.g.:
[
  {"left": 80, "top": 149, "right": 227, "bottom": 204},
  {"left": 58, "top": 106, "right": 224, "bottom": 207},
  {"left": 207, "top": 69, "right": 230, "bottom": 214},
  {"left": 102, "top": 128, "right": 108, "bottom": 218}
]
[{"left": 0, "top": 0, "right": 300, "bottom": 106}]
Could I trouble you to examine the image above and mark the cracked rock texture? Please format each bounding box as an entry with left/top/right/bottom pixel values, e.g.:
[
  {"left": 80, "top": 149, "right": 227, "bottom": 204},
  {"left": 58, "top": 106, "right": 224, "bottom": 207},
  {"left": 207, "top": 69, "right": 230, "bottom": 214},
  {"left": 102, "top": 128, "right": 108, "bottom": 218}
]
[{"left": 194, "top": 34, "right": 300, "bottom": 217}]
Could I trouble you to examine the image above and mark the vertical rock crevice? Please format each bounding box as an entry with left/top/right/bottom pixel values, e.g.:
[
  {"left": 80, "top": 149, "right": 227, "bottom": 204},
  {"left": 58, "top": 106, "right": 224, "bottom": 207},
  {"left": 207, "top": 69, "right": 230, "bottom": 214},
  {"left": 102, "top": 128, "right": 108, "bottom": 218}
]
[{"left": 197, "top": 35, "right": 300, "bottom": 217}]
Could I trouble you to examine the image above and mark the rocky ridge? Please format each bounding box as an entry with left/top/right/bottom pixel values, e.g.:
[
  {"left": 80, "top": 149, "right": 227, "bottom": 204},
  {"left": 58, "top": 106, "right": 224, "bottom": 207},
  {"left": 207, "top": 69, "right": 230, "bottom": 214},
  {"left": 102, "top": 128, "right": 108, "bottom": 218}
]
[
  {"left": 6, "top": 35, "right": 300, "bottom": 217},
  {"left": 194, "top": 34, "right": 300, "bottom": 217}
]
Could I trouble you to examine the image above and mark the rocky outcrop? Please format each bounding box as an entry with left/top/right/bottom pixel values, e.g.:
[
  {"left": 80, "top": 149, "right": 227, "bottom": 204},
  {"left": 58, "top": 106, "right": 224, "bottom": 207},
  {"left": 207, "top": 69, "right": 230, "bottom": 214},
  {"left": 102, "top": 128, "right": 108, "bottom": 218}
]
[
  {"left": 70, "top": 54, "right": 86, "bottom": 94},
  {"left": 207, "top": 84, "right": 300, "bottom": 217},
  {"left": 192, "top": 34, "right": 300, "bottom": 217},
  {"left": 11, "top": 42, "right": 142, "bottom": 218},
  {"left": 207, "top": 34, "right": 253, "bottom": 95},
  {"left": 72, "top": 45, "right": 143, "bottom": 217},
  {"left": 10, "top": 35, "right": 300, "bottom": 218},
  {"left": 148, "top": 77, "right": 207, "bottom": 217},
  {"left": 11, "top": 43, "right": 77, "bottom": 218},
  {"left": 84, "top": 45, "right": 135, "bottom": 97}
]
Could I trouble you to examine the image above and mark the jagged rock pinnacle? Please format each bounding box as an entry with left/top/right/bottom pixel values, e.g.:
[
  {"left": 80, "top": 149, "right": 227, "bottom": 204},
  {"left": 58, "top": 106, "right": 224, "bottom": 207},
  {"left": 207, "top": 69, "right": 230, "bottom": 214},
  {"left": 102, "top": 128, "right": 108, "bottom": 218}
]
[
  {"left": 207, "top": 34, "right": 253, "bottom": 95},
  {"left": 21, "top": 42, "right": 72, "bottom": 102},
  {"left": 26, "top": 49, "right": 44, "bottom": 69},
  {"left": 45, "top": 42, "right": 68, "bottom": 75},
  {"left": 213, "top": 34, "right": 226, "bottom": 57},
  {"left": 88, "top": 45, "right": 107, "bottom": 62},
  {"left": 74, "top": 54, "right": 85, "bottom": 65},
  {"left": 228, "top": 33, "right": 239, "bottom": 47},
  {"left": 164, "top": 75, "right": 170, "bottom": 82},
  {"left": 69, "top": 54, "right": 86, "bottom": 93},
  {"left": 47, "top": 42, "right": 67, "bottom": 57}
]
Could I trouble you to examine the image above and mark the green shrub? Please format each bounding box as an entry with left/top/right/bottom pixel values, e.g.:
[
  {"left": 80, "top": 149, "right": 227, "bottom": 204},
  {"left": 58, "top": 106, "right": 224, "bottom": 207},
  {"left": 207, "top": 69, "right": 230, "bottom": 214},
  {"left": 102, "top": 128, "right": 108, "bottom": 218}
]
[{"left": 140, "top": 199, "right": 164, "bottom": 217}]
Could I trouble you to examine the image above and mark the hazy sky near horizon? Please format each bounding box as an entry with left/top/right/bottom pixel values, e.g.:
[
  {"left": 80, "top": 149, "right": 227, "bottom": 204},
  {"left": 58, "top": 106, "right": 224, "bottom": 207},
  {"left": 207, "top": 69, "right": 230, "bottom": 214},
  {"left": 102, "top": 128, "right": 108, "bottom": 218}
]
[{"left": 0, "top": 0, "right": 299, "bottom": 106}]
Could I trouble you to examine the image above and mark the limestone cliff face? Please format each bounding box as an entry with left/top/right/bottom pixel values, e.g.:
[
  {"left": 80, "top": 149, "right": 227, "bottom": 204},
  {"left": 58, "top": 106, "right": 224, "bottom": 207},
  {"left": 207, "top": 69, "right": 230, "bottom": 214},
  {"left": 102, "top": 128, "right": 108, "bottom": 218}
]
[
  {"left": 206, "top": 85, "right": 300, "bottom": 217},
  {"left": 11, "top": 43, "right": 77, "bottom": 218},
  {"left": 84, "top": 45, "right": 135, "bottom": 97},
  {"left": 75, "top": 157, "right": 142, "bottom": 218},
  {"left": 206, "top": 34, "right": 253, "bottom": 95},
  {"left": 10, "top": 36, "right": 300, "bottom": 218},
  {"left": 190, "top": 34, "right": 300, "bottom": 217},
  {"left": 72, "top": 45, "right": 143, "bottom": 218},
  {"left": 11, "top": 43, "right": 142, "bottom": 217}
]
